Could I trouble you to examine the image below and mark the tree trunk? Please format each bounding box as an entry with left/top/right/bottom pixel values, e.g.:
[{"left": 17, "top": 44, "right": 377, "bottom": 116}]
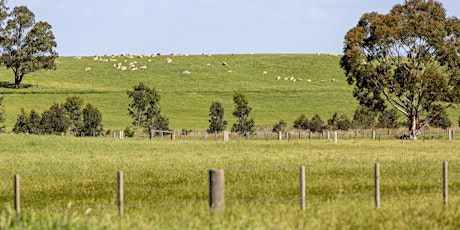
[
  {"left": 407, "top": 115, "right": 426, "bottom": 140},
  {"left": 14, "top": 77, "right": 21, "bottom": 89}
]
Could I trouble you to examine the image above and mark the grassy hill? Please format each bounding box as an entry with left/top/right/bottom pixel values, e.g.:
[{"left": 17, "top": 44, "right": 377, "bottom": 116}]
[
  {"left": 0, "top": 53, "right": 456, "bottom": 132},
  {"left": 0, "top": 54, "right": 355, "bottom": 131}
]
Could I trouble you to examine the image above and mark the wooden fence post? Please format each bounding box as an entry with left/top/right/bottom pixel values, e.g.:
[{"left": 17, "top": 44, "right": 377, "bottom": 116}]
[
  {"left": 375, "top": 163, "right": 380, "bottom": 209},
  {"left": 223, "top": 131, "right": 229, "bottom": 142},
  {"left": 14, "top": 174, "right": 20, "bottom": 214},
  {"left": 278, "top": 132, "right": 282, "bottom": 140},
  {"left": 443, "top": 161, "right": 448, "bottom": 205},
  {"left": 209, "top": 169, "right": 225, "bottom": 212},
  {"left": 118, "top": 171, "right": 124, "bottom": 218},
  {"left": 300, "top": 166, "right": 306, "bottom": 211},
  {"left": 334, "top": 131, "right": 338, "bottom": 144}
]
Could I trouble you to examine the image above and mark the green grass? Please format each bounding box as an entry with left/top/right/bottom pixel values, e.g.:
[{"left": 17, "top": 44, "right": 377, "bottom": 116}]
[
  {"left": 1, "top": 134, "right": 460, "bottom": 228},
  {"left": 0, "top": 54, "right": 356, "bottom": 131}
]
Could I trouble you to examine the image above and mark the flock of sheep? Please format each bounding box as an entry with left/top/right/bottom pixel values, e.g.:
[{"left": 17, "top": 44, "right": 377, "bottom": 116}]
[{"left": 74, "top": 53, "right": 338, "bottom": 84}]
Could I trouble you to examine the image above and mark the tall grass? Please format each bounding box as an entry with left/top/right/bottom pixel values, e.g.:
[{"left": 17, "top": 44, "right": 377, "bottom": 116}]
[{"left": 1, "top": 134, "right": 460, "bottom": 228}]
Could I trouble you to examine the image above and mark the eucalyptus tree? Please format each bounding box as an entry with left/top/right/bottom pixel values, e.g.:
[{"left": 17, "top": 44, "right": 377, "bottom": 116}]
[{"left": 341, "top": 0, "right": 460, "bottom": 139}]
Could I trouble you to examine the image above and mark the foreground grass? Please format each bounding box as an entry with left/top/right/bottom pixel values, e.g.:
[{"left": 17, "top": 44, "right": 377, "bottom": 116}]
[{"left": 1, "top": 134, "right": 460, "bottom": 228}]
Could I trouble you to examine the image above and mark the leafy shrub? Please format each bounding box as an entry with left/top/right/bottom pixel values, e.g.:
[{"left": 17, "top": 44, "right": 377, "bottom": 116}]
[
  {"left": 293, "top": 114, "right": 309, "bottom": 130},
  {"left": 272, "top": 120, "right": 287, "bottom": 133}
]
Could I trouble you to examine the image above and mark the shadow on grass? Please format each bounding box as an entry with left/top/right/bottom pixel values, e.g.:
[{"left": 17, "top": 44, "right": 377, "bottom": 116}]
[{"left": 0, "top": 81, "right": 34, "bottom": 89}]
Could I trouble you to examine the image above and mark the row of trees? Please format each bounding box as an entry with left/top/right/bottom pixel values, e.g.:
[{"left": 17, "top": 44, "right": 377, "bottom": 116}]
[
  {"left": 0, "top": 81, "right": 454, "bottom": 137},
  {"left": 12, "top": 97, "right": 103, "bottom": 136}
]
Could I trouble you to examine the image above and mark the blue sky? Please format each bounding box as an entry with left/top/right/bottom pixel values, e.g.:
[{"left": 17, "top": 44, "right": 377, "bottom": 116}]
[{"left": 12, "top": 0, "right": 460, "bottom": 56}]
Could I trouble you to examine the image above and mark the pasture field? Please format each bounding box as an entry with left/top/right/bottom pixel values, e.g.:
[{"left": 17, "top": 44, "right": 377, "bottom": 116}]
[
  {"left": 1, "top": 54, "right": 356, "bottom": 131},
  {"left": 1, "top": 134, "right": 460, "bottom": 228}
]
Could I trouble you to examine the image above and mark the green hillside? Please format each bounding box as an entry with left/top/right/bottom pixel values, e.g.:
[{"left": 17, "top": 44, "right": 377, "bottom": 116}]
[{"left": 1, "top": 53, "right": 454, "bottom": 132}]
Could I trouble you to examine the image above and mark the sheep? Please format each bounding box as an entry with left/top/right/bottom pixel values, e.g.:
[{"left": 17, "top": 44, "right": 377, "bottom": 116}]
[
  {"left": 74, "top": 56, "right": 82, "bottom": 60},
  {"left": 120, "top": 66, "right": 128, "bottom": 71},
  {"left": 131, "top": 67, "right": 138, "bottom": 71},
  {"left": 298, "top": 78, "right": 303, "bottom": 81},
  {"left": 332, "top": 79, "right": 336, "bottom": 82},
  {"left": 139, "top": 65, "right": 147, "bottom": 70},
  {"left": 109, "top": 58, "right": 117, "bottom": 62},
  {"left": 284, "top": 77, "right": 288, "bottom": 81},
  {"left": 320, "top": 80, "right": 325, "bottom": 83},
  {"left": 206, "top": 63, "right": 211, "bottom": 67},
  {"left": 85, "top": 67, "right": 91, "bottom": 71},
  {"left": 222, "top": 61, "right": 227, "bottom": 66},
  {"left": 166, "top": 58, "right": 173, "bottom": 64},
  {"left": 276, "top": 76, "right": 281, "bottom": 80},
  {"left": 290, "top": 76, "right": 295, "bottom": 81},
  {"left": 182, "top": 70, "right": 191, "bottom": 75},
  {"left": 263, "top": 71, "right": 268, "bottom": 75},
  {"left": 147, "top": 59, "right": 152, "bottom": 62},
  {"left": 307, "top": 79, "right": 312, "bottom": 82},
  {"left": 226, "top": 70, "right": 233, "bottom": 74}
]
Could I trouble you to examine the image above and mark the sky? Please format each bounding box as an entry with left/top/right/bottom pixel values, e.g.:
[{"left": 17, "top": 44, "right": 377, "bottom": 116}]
[{"left": 11, "top": 0, "right": 460, "bottom": 56}]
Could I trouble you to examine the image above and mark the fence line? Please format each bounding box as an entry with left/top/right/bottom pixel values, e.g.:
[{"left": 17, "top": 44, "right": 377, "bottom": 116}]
[
  {"left": 4, "top": 161, "right": 460, "bottom": 216},
  {"left": 111, "top": 127, "right": 460, "bottom": 141}
]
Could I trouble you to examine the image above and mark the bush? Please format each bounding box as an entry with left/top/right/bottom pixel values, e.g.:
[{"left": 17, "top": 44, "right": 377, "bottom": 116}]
[
  {"left": 272, "top": 120, "right": 287, "bottom": 133},
  {"left": 40, "top": 103, "right": 70, "bottom": 135},
  {"left": 293, "top": 114, "right": 309, "bottom": 130},
  {"left": 309, "top": 114, "right": 324, "bottom": 132},
  {"left": 377, "top": 108, "right": 400, "bottom": 129},
  {"left": 352, "top": 106, "right": 377, "bottom": 129},
  {"left": 82, "top": 103, "right": 104, "bottom": 136}
]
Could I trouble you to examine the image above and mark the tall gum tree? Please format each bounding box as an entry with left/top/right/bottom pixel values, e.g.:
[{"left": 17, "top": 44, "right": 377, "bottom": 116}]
[
  {"left": 341, "top": 0, "right": 460, "bottom": 139},
  {"left": 0, "top": 5, "right": 58, "bottom": 88}
]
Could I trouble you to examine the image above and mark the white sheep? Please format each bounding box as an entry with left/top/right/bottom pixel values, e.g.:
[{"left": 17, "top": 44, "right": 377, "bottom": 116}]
[
  {"left": 263, "top": 71, "right": 268, "bottom": 75},
  {"left": 276, "top": 76, "right": 281, "bottom": 80},
  {"left": 166, "top": 58, "right": 173, "bottom": 64},
  {"left": 182, "top": 70, "right": 191, "bottom": 75},
  {"left": 85, "top": 67, "right": 91, "bottom": 71},
  {"left": 139, "top": 65, "right": 147, "bottom": 70},
  {"left": 226, "top": 70, "right": 233, "bottom": 74}
]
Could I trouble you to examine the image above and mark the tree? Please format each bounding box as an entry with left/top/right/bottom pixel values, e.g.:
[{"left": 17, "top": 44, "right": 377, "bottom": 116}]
[
  {"left": 427, "top": 105, "right": 452, "bottom": 129},
  {"left": 82, "top": 103, "right": 104, "bottom": 136},
  {"left": 293, "top": 114, "right": 309, "bottom": 130},
  {"left": 309, "top": 114, "right": 324, "bottom": 132},
  {"left": 377, "top": 108, "right": 401, "bottom": 129},
  {"left": 0, "top": 96, "right": 5, "bottom": 132},
  {"left": 0, "top": 5, "right": 58, "bottom": 88},
  {"left": 40, "top": 103, "right": 69, "bottom": 135},
  {"left": 207, "top": 101, "right": 227, "bottom": 133},
  {"left": 341, "top": 0, "right": 460, "bottom": 139},
  {"left": 231, "top": 92, "right": 255, "bottom": 136},
  {"left": 328, "top": 113, "right": 352, "bottom": 131},
  {"left": 272, "top": 119, "right": 287, "bottom": 133},
  {"left": 13, "top": 108, "right": 41, "bottom": 134},
  {"left": 127, "top": 82, "right": 168, "bottom": 137},
  {"left": 63, "top": 96, "right": 84, "bottom": 136},
  {"left": 352, "top": 106, "right": 377, "bottom": 129},
  {"left": 12, "top": 108, "right": 28, "bottom": 133}
]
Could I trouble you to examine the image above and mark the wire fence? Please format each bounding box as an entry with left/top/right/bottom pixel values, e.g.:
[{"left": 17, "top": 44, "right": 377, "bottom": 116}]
[
  {"left": 112, "top": 127, "right": 460, "bottom": 141},
  {"left": 2, "top": 161, "right": 460, "bottom": 216}
]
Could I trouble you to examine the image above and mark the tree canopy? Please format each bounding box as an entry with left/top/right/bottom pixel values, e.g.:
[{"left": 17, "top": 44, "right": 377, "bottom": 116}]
[
  {"left": 341, "top": 0, "right": 460, "bottom": 139},
  {"left": 0, "top": 3, "right": 58, "bottom": 88}
]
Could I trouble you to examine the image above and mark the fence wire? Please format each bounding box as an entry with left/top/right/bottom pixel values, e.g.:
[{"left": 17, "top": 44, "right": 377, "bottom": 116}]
[{"left": 1, "top": 161, "right": 460, "bottom": 213}]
